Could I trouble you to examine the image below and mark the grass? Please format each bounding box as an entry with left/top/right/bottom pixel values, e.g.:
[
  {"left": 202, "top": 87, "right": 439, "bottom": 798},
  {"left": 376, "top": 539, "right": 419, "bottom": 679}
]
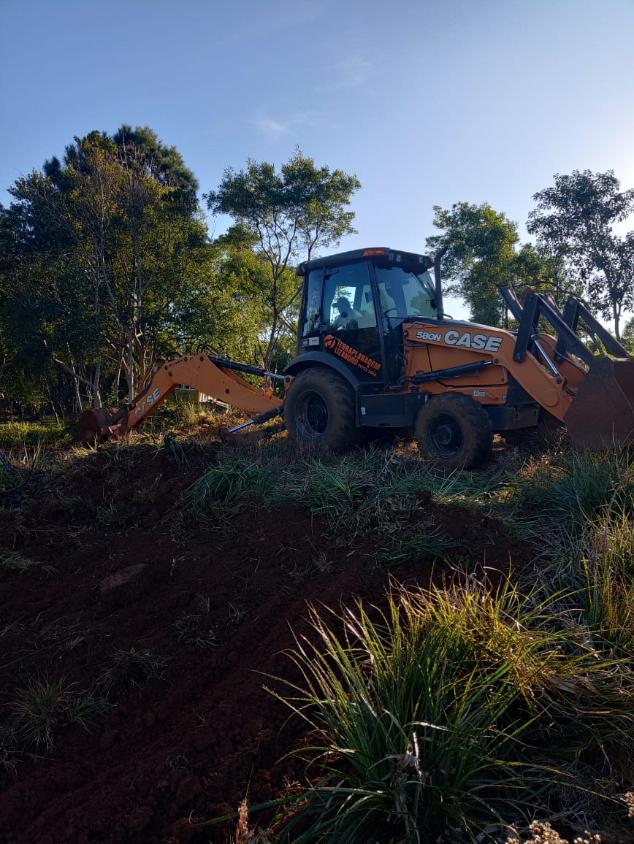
[
  {"left": 0, "top": 550, "right": 39, "bottom": 573},
  {"left": 1, "top": 418, "right": 632, "bottom": 838},
  {"left": 510, "top": 449, "right": 634, "bottom": 525},
  {"left": 0, "top": 550, "right": 55, "bottom": 575},
  {"left": 174, "top": 593, "right": 218, "bottom": 648},
  {"left": 0, "top": 420, "right": 70, "bottom": 448},
  {"left": 579, "top": 509, "right": 634, "bottom": 654},
  {"left": 96, "top": 648, "right": 168, "bottom": 696},
  {"left": 9, "top": 679, "right": 109, "bottom": 751},
  {"left": 187, "top": 453, "right": 271, "bottom": 519},
  {"left": 270, "top": 579, "right": 633, "bottom": 842},
  {"left": 375, "top": 530, "right": 460, "bottom": 565}
]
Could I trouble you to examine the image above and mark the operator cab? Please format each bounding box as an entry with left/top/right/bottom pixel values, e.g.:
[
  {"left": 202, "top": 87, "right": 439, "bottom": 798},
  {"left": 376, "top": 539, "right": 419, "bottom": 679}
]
[{"left": 296, "top": 247, "right": 439, "bottom": 385}]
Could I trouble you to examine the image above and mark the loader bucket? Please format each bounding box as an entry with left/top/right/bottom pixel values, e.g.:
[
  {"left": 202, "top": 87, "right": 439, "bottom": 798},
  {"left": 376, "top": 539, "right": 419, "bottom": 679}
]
[{"left": 565, "top": 356, "right": 634, "bottom": 450}]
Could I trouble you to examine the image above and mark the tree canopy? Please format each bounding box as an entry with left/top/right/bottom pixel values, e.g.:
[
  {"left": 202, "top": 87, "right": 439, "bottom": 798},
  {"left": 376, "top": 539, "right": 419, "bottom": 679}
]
[
  {"left": 2, "top": 129, "right": 633, "bottom": 421},
  {"left": 0, "top": 135, "right": 361, "bottom": 417},
  {"left": 426, "top": 202, "right": 565, "bottom": 326},
  {"left": 528, "top": 169, "right": 634, "bottom": 338},
  {"left": 0, "top": 127, "right": 267, "bottom": 414},
  {"left": 207, "top": 149, "right": 360, "bottom": 367}
]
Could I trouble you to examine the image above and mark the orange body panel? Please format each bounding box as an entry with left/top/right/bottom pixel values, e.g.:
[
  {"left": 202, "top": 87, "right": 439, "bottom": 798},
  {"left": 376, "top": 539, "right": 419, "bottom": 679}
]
[{"left": 401, "top": 322, "right": 581, "bottom": 422}]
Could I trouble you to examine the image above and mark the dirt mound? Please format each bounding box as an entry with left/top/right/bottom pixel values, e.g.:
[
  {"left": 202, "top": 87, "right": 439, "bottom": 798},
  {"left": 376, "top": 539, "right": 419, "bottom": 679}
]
[{"left": 0, "top": 442, "right": 530, "bottom": 843}]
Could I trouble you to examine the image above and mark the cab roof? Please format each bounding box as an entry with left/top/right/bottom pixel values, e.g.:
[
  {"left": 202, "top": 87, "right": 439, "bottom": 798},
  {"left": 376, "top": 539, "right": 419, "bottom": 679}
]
[{"left": 297, "top": 247, "right": 433, "bottom": 276}]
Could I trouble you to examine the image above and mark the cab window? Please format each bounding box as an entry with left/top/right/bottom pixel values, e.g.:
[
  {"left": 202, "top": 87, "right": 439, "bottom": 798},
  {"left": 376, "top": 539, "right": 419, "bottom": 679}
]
[
  {"left": 322, "top": 262, "right": 377, "bottom": 330},
  {"left": 302, "top": 269, "right": 323, "bottom": 336},
  {"left": 375, "top": 265, "right": 437, "bottom": 322}
]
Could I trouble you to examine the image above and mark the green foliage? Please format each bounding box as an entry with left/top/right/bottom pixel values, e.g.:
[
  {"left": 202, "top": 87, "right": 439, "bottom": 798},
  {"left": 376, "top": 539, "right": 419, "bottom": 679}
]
[
  {"left": 187, "top": 454, "right": 271, "bottom": 518},
  {"left": 96, "top": 648, "right": 168, "bottom": 696},
  {"left": 207, "top": 149, "right": 360, "bottom": 367},
  {"left": 0, "top": 421, "right": 69, "bottom": 448},
  {"left": 512, "top": 449, "right": 634, "bottom": 525},
  {"left": 275, "top": 582, "right": 632, "bottom": 842},
  {"left": 0, "top": 126, "right": 217, "bottom": 411},
  {"left": 0, "top": 551, "right": 41, "bottom": 574},
  {"left": 580, "top": 510, "right": 634, "bottom": 653},
  {"left": 528, "top": 169, "right": 634, "bottom": 339},
  {"left": 426, "top": 202, "right": 564, "bottom": 326},
  {"left": 622, "top": 316, "right": 634, "bottom": 353},
  {"left": 10, "top": 679, "right": 108, "bottom": 750},
  {"left": 375, "top": 530, "right": 459, "bottom": 565}
]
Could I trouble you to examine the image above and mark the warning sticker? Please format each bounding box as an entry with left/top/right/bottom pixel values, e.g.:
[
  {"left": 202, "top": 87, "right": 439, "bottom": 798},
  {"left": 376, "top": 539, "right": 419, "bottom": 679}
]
[{"left": 323, "top": 334, "right": 381, "bottom": 377}]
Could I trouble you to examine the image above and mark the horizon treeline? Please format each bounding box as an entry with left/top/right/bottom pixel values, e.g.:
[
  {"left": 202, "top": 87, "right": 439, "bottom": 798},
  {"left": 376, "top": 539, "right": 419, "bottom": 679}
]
[{"left": 1, "top": 124, "right": 632, "bottom": 418}]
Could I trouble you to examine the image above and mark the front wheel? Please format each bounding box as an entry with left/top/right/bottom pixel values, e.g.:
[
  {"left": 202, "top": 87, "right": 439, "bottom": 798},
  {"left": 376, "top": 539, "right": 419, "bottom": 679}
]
[
  {"left": 284, "top": 367, "right": 358, "bottom": 452},
  {"left": 415, "top": 393, "right": 493, "bottom": 469}
]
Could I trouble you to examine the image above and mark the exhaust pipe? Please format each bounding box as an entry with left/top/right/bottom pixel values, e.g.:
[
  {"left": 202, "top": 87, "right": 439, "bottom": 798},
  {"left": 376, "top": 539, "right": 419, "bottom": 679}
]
[{"left": 433, "top": 245, "right": 448, "bottom": 321}]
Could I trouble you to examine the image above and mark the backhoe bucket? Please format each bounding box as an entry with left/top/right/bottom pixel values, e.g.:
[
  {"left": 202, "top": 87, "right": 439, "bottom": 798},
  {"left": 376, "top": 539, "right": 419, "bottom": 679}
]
[
  {"left": 565, "top": 356, "right": 634, "bottom": 449},
  {"left": 77, "top": 408, "right": 126, "bottom": 442}
]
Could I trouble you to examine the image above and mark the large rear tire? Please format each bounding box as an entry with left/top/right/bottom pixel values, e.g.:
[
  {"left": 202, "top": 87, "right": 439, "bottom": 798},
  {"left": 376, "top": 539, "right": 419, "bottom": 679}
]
[
  {"left": 284, "top": 367, "right": 358, "bottom": 452},
  {"left": 415, "top": 393, "right": 493, "bottom": 469}
]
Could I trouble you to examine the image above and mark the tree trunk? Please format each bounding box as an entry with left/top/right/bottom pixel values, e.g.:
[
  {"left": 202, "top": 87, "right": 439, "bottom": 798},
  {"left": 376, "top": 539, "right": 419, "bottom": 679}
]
[
  {"left": 613, "top": 301, "right": 621, "bottom": 340},
  {"left": 127, "top": 328, "right": 135, "bottom": 401},
  {"left": 263, "top": 314, "right": 278, "bottom": 370},
  {"left": 92, "top": 359, "right": 103, "bottom": 409}
]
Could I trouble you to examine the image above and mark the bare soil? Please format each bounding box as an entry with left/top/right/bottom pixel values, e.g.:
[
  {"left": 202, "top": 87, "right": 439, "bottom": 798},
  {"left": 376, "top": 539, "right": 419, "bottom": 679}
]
[{"left": 0, "top": 439, "right": 529, "bottom": 843}]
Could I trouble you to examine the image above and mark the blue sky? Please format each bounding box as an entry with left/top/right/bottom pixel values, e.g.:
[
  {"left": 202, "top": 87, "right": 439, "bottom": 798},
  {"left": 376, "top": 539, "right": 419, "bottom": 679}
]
[{"left": 2, "top": 0, "right": 634, "bottom": 319}]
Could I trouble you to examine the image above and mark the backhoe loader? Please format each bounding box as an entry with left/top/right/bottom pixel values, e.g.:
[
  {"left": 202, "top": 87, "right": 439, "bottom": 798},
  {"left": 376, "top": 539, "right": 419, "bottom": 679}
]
[{"left": 79, "top": 247, "right": 634, "bottom": 468}]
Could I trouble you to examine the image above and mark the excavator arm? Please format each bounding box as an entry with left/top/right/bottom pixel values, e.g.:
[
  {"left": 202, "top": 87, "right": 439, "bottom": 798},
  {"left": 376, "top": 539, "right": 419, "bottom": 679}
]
[{"left": 78, "top": 355, "right": 283, "bottom": 441}]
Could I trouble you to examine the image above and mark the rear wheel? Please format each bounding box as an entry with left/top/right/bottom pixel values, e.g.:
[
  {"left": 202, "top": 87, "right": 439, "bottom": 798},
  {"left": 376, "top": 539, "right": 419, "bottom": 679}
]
[
  {"left": 284, "top": 367, "right": 358, "bottom": 452},
  {"left": 415, "top": 393, "right": 493, "bottom": 469}
]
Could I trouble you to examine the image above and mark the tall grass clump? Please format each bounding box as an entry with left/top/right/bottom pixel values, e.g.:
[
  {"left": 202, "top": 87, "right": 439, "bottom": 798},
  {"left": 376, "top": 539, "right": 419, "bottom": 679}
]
[
  {"left": 580, "top": 509, "right": 634, "bottom": 654},
  {"left": 513, "top": 449, "right": 634, "bottom": 525},
  {"left": 273, "top": 582, "right": 633, "bottom": 842},
  {"left": 187, "top": 453, "right": 271, "bottom": 519},
  {"left": 9, "top": 679, "right": 108, "bottom": 750}
]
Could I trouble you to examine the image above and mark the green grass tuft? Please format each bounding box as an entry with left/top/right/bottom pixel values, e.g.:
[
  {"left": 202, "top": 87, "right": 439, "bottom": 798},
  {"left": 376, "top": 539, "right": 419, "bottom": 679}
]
[
  {"left": 187, "top": 454, "right": 271, "bottom": 519},
  {"left": 10, "top": 679, "right": 108, "bottom": 751},
  {"left": 96, "top": 648, "right": 168, "bottom": 696},
  {"left": 271, "top": 580, "right": 634, "bottom": 841}
]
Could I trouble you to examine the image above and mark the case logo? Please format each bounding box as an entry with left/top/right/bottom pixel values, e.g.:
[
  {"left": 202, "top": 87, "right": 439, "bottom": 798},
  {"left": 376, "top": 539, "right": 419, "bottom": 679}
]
[{"left": 416, "top": 329, "right": 503, "bottom": 353}]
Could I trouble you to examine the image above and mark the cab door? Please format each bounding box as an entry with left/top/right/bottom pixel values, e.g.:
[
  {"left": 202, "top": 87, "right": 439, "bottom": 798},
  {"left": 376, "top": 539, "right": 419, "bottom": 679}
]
[{"left": 320, "top": 261, "right": 383, "bottom": 383}]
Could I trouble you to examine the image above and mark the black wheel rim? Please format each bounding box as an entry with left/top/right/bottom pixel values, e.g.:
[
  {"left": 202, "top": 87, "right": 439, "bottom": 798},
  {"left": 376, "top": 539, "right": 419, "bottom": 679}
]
[
  {"left": 429, "top": 413, "right": 463, "bottom": 455},
  {"left": 296, "top": 390, "right": 329, "bottom": 439}
]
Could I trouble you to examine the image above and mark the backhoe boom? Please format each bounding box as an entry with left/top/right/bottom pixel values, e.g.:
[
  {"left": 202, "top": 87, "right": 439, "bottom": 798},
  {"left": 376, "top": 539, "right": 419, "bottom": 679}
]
[{"left": 78, "top": 355, "right": 282, "bottom": 441}]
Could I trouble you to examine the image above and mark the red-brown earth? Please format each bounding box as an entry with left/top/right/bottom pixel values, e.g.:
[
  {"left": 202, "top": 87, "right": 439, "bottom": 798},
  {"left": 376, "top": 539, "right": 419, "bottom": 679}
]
[{"left": 0, "top": 437, "right": 530, "bottom": 843}]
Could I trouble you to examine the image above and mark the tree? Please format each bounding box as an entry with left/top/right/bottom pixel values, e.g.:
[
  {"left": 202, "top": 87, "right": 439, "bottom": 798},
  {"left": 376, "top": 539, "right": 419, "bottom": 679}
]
[
  {"left": 426, "top": 203, "right": 521, "bottom": 325},
  {"left": 622, "top": 317, "right": 634, "bottom": 353},
  {"left": 528, "top": 170, "right": 634, "bottom": 339},
  {"left": 206, "top": 149, "right": 360, "bottom": 367},
  {"left": 0, "top": 127, "right": 211, "bottom": 410}
]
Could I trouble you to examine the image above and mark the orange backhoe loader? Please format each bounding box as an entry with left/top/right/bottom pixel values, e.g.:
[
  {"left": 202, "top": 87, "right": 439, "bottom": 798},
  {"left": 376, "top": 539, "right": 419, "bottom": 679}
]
[{"left": 79, "top": 247, "right": 634, "bottom": 468}]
